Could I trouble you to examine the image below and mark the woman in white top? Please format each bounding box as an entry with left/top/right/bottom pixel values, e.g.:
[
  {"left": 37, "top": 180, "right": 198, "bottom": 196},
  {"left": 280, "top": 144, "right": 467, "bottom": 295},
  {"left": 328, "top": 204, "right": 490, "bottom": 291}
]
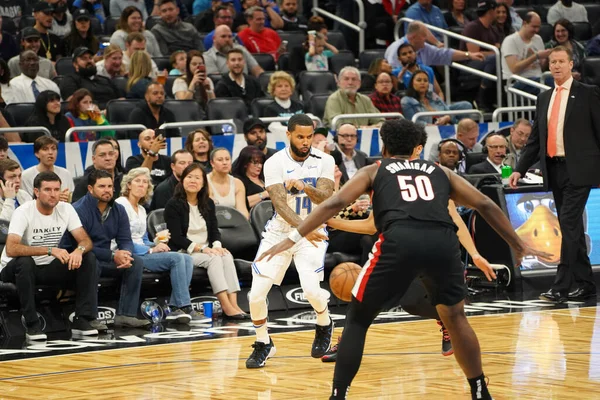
[
  {"left": 109, "top": 6, "right": 162, "bottom": 57},
  {"left": 172, "top": 51, "right": 215, "bottom": 112},
  {"left": 115, "top": 167, "right": 202, "bottom": 324},
  {"left": 207, "top": 148, "right": 249, "bottom": 219}
]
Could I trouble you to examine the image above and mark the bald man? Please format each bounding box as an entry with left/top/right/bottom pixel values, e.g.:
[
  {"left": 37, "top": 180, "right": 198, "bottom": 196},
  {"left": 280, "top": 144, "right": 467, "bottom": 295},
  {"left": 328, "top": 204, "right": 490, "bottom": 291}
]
[
  {"left": 204, "top": 25, "right": 264, "bottom": 77},
  {"left": 125, "top": 82, "right": 177, "bottom": 140},
  {"left": 125, "top": 129, "right": 173, "bottom": 186}
]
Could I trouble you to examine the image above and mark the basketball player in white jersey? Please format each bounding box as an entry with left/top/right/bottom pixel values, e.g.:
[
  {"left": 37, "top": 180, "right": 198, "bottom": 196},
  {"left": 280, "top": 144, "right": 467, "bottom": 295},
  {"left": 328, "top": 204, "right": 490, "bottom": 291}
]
[{"left": 245, "top": 114, "right": 336, "bottom": 369}]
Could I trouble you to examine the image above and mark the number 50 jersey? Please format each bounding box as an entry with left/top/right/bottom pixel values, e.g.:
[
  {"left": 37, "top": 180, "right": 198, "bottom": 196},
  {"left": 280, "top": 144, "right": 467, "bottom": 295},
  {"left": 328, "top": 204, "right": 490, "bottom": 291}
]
[
  {"left": 372, "top": 158, "right": 455, "bottom": 233},
  {"left": 264, "top": 147, "right": 335, "bottom": 233}
]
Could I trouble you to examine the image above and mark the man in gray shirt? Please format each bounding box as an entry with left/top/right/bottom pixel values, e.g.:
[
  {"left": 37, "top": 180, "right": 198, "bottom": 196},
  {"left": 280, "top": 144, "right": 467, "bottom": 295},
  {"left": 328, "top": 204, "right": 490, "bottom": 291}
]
[
  {"left": 8, "top": 28, "right": 56, "bottom": 79},
  {"left": 151, "top": 0, "right": 203, "bottom": 55},
  {"left": 204, "top": 25, "right": 263, "bottom": 78}
]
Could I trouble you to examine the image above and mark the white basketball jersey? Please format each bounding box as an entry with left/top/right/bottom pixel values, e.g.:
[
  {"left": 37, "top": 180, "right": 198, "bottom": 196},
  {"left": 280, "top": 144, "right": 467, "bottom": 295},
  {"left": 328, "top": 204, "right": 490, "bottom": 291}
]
[{"left": 264, "top": 147, "right": 335, "bottom": 233}]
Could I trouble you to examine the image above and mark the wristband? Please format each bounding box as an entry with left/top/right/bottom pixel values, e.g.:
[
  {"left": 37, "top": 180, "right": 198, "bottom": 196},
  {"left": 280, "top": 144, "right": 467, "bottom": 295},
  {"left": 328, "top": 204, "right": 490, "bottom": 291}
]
[
  {"left": 259, "top": 192, "right": 264, "bottom": 200},
  {"left": 288, "top": 228, "right": 303, "bottom": 243},
  {"left": 47, "top": 247, "right": 52, "bottom": 256},
  {"left": 200, "top": 244, "right": 208, "bottom": 253}
]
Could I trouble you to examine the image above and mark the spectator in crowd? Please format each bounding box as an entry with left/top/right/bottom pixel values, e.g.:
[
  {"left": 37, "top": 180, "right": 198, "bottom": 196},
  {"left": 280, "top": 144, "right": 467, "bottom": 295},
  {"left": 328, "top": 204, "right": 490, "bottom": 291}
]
[
  {"left": 393, "top": 43, "right": 443, "bottom": 97},
  {"left": 1, "top": 171, "right": 99, "bottom": 341},
  {"left": 125, "top": 50, "right": 155, "bottom": 99},
  {"left": 404, "top": 0, "right": 448, "bottom": 42},
  {"left": 126, "top": 82, "right": 177, "bottom": 137},
  {"left": 202, "top": 4, "right": 244, "bottom": 50},
  {"left": 234, "top": 0, "right": 283, "bottom": 31},
  {"left": 237, "top": 6, "right": 283, "bottom": 60},
  {"left": 305, "top": 31, "right": 337, "bottom": 71},
  {"left": 468, "top": 133, "right": 508, "bottom": 174},
  {"left": 33, "top": 2, "right": 67, "bottom": 62},
  {"left": 116, "top": 167, "right": 201, "bottom": 324},
  {"left": 363, "top": 0, "right": 402, "bottom": 48},
  {"left": 330, "top": 123, "right": 371, "bottom": 185},
  {"left": 365, "top": 58, "right": 395, "bottom": 92},
  {"left": 307, "top": 15, "right": 327, "bottom": 36},
  {"left": 231, "top": 145, "right": 268, "bottom": 210},
  {"left": 152, "top": 0, "right": 204, "bottom": 55},
  {"left": 147, "top": 0, "right": 190, "bottom": 19},
  {"left": 110, "top": 0, "right": 148, "bottom": 22},
  {"left": 495, "top": 3, "right": 514, "bottom": 38},
  {"left": 545, "top": 19, "right": 587, "bottom": 80},
  {"left": 95, "top": 44, "right": 126, "bottom": 79},
  {"left": 172, "top": 50, "right": 215, "bottom": 110},
  {"left": 214, "top": 48, "right": 263, "bottom": 111},
  {"left": 107, "top": 137, "right": 125, "bottom": 174},
  {"left": 501, "top": 12, "right": 551, "bottom": 95},
  {"left": 195, "top": 0, "right": 233, "bottom": 33},
  {"left": 169, "top": 49, "right": 186, "bottom": 75},
  {"left": 110, "top": 6, "right": 162, "bottom": 57},
  {"left": 547, "top": 0, "right": 588, "bottom": 25},
  {"left": 204, "top": 25, "right": 263, "bottom": 77},
  {"left": 69, "top": 169, "right": 150, "bottom": 328},
  {"left": 437, "top": 138, "right": 465, "bottom": 172},
  {"left": 126, "top": 129, "right": 172, "bottom": 186},
  {"left": 368, "top": 71, "right": 402, "bottom": 114},
  {"left": 263, "top": 71, "right": 303, "bottom": 120},
  {"left": 24, "top": 91, "right": 69, "bottom": 142},
  {"left": 280, "top": 0, "right": 307, "bottom": 31},
  {"left": 184, "top": 128, "right": 213, "bottom": 171},
  {"left": 192, "top": 0, "right": 214, "bottom": 15},
  {"left": 233, "top": 119, "right": 278, "bottom": 173},
  {"left": 207, "top": 147, "right": 249, "bottom": 217},
  {"left": 72, "top": 0, "right": 106, "bottom": 24},
  {"left": 72, "top": 139, "right": 123, "bottom": 202},
  {"left": 504, "top": 118, "right": 532, "bottom": 169},
  {"left": 428, "top": 118, "right": 483, "bottom": 163},
  {"left": 8, "top": 28, "right": 56, "bottom": 80},
  {"left": 323, "top": 66, "right": 384, "bottom": 129},
  {"left": 63, "top": 9, "right": 99, "bottom": 56},
  {"left": 496, "top": 0, "right": 522, "bottom": 32},
  {"left": 164, "top": 163, "right": 248, "bottom": 320},
  {"left": 49, "top": 0, "right": 72, "bottom": 38},
  {"left": 0, "top": 159, "right": 32, "bottom": 219},
  {"left": 65, "top": 88, "right": 114, "bottom": 141},
  {"left": 402, "top": 71, "right": 474, "bottom": 126},
  {"left": 60, "top": 47, "right": 122, "bottom": 108},
  {"left": 150, "top": 149, "right": 194, "bottom": 210},
  {"left": 122, "top": 32, "right": 159, "bottom": 77},
  {"left": 21, "top": 136, "right": 74, "bottom": 199},
  {"left": 444, "top": 0, "right": 471, "bottom": 28},
  {"left": 0, "top": 1, "right": 27, "bottom": 27},
  {"left": 4, "top": 50, "right": 61, "bottom": 105},
  {"left": 385, "top": 21, "right": 485, "bottom": 70},
  {"left": 0, "top": 16, "right": 19, "bottom": 62}
]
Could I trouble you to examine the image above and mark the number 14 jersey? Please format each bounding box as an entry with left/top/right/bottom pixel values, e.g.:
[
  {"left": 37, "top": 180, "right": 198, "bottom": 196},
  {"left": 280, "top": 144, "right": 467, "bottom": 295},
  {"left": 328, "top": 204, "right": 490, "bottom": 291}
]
[{"left": 372, "top": 158, "right": 455, "bottom": 233}]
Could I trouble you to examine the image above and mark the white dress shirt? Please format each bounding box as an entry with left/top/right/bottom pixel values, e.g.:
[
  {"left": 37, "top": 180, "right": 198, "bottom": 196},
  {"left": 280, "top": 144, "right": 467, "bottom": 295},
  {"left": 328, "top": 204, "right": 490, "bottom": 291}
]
[
  {"left": 546, "top": 75, "right": 572, "bottom": 157},
  {"left": 486, "top": 158, "right": 502, "bottom": 173},
  {"left": 4, "top": 74, "right": 61, "bottom": 105}
]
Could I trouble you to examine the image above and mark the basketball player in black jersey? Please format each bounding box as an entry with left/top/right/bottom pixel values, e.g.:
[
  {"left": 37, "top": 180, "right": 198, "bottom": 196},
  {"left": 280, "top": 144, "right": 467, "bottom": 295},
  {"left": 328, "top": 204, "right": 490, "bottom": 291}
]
[{"left": 258, "top": 119, "right": 551, "bottom": 400}]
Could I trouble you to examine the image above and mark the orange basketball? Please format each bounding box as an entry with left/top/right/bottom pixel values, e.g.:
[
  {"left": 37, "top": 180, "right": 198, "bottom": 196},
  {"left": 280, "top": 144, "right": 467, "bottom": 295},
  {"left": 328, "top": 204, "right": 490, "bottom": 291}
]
[{"left": 329, "top": 262, "right": 362, "bottom": 302}]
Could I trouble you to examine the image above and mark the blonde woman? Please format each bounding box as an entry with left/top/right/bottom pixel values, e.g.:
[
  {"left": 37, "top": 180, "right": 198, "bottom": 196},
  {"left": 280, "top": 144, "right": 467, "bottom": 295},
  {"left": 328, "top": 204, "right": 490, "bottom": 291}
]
[
  {"left": 207, "top": 148, "right": 249, "bottom": 219},
  {"left": 95, "top": 44, "right": 126, "bottom": 79},
  {"left": 115, "top": 167, "right": 202, "bottom": 324},
  {"left": 125, "top": 50, "right": 154, "bottom": 99},
  {"left": 263, "top": 71, "right": 303, "bottom": 119}
]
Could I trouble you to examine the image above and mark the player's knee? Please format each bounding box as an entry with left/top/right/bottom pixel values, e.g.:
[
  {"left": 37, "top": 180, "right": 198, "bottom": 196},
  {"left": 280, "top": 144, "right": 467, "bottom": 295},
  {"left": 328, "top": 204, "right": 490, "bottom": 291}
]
[
  {"left": 248, "top": 288, "right": 267, "bottom": 305},
  {"left": 436, "top": 302, "right": 466, "bottom": 322},
  {"left": 302, "top": 286, "right": 328, "bottom": 304}
]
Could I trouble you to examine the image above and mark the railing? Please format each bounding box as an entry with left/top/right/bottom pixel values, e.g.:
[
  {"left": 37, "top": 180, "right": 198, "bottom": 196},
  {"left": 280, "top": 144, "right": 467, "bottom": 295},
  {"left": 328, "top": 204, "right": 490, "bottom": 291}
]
[
  {"left": 1, "top": 126, "right": 51, "bottom": 138},
  {"left": 312, "top": 0, "right": 366, "bottom": 53},
  {"left": 411, "top": 109, "right": 484, "bottom": 124},
  {"left": 261, "top": 115, "right": 322, "bottom": 126},
  {"left": 492, "top": 106, "right": 536, "bottom": 123},
  {"left": 330, "top": 112, "right": 403, "bottom": 130},
  {"left": 65, "top": 124, "right": 147, "bottom": 142},
  {"left": 395, "top": 17, "right": 503, "bottom": 108},
  {"left": 505, "top": 75, "right": 551, "bottom": 121},
  {"left": 159, "top": 119, "right": 237, "bottom": 135}
]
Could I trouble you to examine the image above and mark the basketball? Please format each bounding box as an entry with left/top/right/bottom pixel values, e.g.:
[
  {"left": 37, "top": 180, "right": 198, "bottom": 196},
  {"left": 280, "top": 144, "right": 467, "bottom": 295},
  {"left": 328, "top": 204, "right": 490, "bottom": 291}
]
[{"left": 329, "top": 262, "right": 362, "bottom": 302}]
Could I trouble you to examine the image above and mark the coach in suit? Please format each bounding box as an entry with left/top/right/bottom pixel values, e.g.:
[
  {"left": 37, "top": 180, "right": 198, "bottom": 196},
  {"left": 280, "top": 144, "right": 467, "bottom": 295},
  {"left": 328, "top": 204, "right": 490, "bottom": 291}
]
[
  {"left": 331, "top": 123, "right": 371, "bottom": 185},
  {"left": 509, "top": 45, "right": 600, "bottom": 303},
  {"left": 467, "top": 134, "right": 507, "bottom": 174}
]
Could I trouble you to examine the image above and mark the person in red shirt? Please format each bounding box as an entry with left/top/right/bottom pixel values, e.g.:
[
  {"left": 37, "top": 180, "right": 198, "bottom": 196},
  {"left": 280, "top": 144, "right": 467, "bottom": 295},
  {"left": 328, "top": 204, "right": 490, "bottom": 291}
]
[{"left": 238, "top": 6, "right": 283, "bottom": 60}]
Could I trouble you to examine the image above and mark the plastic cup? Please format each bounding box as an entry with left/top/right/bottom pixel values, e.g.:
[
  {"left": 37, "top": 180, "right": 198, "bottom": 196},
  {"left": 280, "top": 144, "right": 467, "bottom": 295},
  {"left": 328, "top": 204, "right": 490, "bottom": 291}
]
[{"left": 202, "top": 301, "right": 213, "bottom": 318}]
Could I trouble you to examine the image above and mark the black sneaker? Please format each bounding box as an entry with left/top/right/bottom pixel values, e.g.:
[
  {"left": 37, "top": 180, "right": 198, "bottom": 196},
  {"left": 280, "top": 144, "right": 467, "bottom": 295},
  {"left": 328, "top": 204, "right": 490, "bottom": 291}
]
[
  {"left": 437, "top": 320, "right": 453, "bottom": 356},
  {"left": 72, "top": 317, "right": 99, "bottom": 336},
  {"left": 246, "top": 338, "right": 276, "bottom": 369},
  {"left": 321, "top": 336, "right": 341, "bottom": 362},
  {"left": 312, "top": 318, "right": 334, "bottom": 358},
  {"left": 25, "top": 323, "right": 47, "bottom": 341}
]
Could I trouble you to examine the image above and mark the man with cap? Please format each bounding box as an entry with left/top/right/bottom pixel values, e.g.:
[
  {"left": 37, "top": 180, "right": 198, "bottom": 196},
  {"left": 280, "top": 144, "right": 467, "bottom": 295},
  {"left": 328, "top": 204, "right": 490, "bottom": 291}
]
[
  {"left": 59, "top": 46, "right": 121, "bottom": 109},
  {"left": 48, "top": 0, "right": 73, "bottom": 38},
  {"left": 8, "top": 28, "right": 56, "bottom": 79},
  {"left": 32, "top": 2, "right": 67, "bottom": 61},
  {"left": 232, "top": 118, "right": 277, "bottom": 171},
  {"left": 4, "top": 50, "right": 61, "bottom": 105}
]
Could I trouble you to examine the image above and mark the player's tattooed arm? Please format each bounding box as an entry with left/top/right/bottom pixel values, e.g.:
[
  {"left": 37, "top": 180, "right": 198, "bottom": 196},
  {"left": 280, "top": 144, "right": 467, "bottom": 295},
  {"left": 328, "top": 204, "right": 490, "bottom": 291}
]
[
  {"left": 267, "top": 183, "right": 304, "bottom": 227},
  {"left": 303, "top": 178, "right": 335, "bottom": 204}
]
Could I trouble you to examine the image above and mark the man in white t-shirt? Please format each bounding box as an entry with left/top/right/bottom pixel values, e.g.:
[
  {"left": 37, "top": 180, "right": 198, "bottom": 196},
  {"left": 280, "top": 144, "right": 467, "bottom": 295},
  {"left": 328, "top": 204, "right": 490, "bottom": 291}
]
[
  {"left": 246, "top": 114, "right": 336, "bottom": 369},
  {"left": 0, "top": 171, "right": 99, "bottom": 341},
  {"left": 547, "top": 0, "right": 588, "bottom": 25},
  {"left": 0, "top": 159, "right": 32, "bottom": 220},
  {"left": 21, "top": 136, "right": 75, "bottom": 200}
]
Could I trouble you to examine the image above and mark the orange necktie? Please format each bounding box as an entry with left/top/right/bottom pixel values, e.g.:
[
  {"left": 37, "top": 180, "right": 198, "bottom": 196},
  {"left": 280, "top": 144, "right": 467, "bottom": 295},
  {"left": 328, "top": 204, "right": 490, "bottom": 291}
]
[{"left": 547, "top": 86, "right": 563, "bottom": 157}]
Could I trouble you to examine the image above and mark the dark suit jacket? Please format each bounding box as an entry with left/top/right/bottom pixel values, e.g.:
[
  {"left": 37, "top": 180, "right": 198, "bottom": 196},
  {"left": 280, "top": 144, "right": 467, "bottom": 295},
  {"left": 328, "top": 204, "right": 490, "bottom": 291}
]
[
  {"left": 516, "top": 80, "right": 600, "bottom": 190},
  {"left": 163, "top": 196, "right": 221, "bottom": 252},
  {"left": 468, "top": 159, "right": 501, "bottom": 175},
  {"left": 331, "top": 149, "right": 371, "bottom": 185}
]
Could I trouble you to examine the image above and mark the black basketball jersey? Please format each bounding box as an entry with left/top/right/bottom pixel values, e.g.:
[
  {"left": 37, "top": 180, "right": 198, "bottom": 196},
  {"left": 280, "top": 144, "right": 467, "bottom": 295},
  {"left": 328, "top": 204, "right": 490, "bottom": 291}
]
[{"left": 372, "top": 158, "right": 455, "bottom": 232}]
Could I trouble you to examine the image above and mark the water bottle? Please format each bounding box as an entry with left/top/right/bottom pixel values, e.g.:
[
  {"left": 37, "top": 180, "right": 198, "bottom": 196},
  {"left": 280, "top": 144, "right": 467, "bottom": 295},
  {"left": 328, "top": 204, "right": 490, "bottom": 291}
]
[
  {"left": 501, "top": 164, "right": 513, "bottom": 186},
  {"left": 221, "top": 124, "right": 233, "bottom": 134},
  {"left": 163, "top": 300, "right": 171, "bottom": 318},
  {"left": 145, "top": 303, "right": 161, "bottom": 324}
]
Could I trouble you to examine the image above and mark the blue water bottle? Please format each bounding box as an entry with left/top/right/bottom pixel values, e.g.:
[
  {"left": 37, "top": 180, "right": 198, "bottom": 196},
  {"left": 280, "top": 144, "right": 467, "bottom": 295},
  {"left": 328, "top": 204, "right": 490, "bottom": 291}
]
[
  {"left": 145, "top": 303, "right": 161, "bottom": 324},
  {"left": 221, "top": 124, "right": 233, "bottom": 134},
  {"left": 163, "top": 300, "right": 171, "bottom": 318}
]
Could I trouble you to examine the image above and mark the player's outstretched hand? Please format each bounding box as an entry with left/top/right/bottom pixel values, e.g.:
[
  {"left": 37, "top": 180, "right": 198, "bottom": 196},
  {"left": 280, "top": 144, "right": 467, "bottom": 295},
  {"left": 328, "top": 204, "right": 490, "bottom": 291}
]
[
  {"left": 256, "top": 239, "right": 295, "bottom": 262},
  {"left": 515, "top": 245, "right": 554, "bottom": 266},
  {"left": 472, "top": 254, "right": 496, "bottom": 281}
]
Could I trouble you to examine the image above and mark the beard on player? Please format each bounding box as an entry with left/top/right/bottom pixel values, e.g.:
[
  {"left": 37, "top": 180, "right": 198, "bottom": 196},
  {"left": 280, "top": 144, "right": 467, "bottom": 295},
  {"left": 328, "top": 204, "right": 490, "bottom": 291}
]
[{"left": 290, "top": 141, "right": 310, "bottom": 159}]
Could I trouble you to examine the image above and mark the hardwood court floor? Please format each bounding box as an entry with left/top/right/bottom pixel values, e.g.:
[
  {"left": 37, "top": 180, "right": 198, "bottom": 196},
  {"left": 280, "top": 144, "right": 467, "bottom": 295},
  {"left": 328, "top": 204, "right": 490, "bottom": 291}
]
[{"left": 0, "top": 307, "right": 598, "bottom": 399}]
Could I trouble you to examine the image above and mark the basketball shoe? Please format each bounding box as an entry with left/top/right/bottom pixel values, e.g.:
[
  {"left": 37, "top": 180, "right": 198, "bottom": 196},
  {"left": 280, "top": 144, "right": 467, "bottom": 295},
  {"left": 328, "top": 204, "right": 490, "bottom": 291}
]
[
  {"left": 437, "top": 320, "right": 453, "bottom": 356},
  {"left": 321, "top": 336, "right": 341, "bottom": 362},
  {"left": 312, "top": 318, "right": 334, "bottom": 358},
  {"left": 246, "top": 338, "right": 276, "bottom": 368}
]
